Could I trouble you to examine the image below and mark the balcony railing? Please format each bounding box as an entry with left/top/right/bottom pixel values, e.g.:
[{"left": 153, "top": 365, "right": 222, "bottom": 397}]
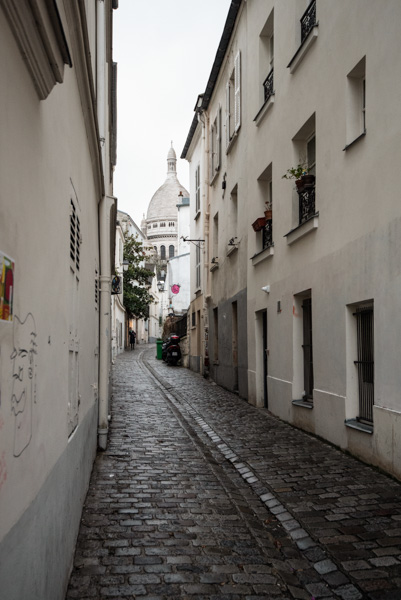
[
  {"left": 301, "top": 0, "right": 316, "bottom": 43},
  {"left": 263, "top": 69, "right": 274, "bottom": 104},
  {"left": 262, "top": 219, "right": 273, "bottom": 249},
  {"left": 298, "top": 185, "right": 315, "bottom": 225}
]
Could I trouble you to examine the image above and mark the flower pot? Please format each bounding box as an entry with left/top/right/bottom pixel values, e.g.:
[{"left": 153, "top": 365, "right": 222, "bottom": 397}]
[
  {"left": 252, "top": 217, "right": 266, "bottom": 232},
  {"left": 302, "top": 174, "right": 315, "bottom": 186},
  {"left": 264, "top": 209, "right": 272, "bottom": 220}
]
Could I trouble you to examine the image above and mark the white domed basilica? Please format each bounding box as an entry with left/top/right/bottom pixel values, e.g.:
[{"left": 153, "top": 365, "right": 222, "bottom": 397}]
[{"left": 142, "top": 144, "right": 189, "bottom": 260}]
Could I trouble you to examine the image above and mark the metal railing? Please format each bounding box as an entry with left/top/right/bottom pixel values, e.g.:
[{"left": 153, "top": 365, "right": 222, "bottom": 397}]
[
  {"left": 301, "top": 0, "right": 316, "bottom": 43},
  {"left": 263, "top": 68, "right": 274, "bottom": 103},
  {"left": 262, "top": 219, "right": 273, "bottom": 249},
  {"left": 298, "top": 185, "right": 316, "bottom": 225},
  {"left": 354, "top": 305, "right": 374, "bottom": 423}
]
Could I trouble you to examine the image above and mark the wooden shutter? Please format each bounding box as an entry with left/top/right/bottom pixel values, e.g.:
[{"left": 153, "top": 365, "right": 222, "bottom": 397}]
[{"left": 234, "top": 50, "right": 241, "bottom": 132}]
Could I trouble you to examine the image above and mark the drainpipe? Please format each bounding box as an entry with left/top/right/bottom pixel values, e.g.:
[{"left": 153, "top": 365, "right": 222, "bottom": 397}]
[
  {"left": 97, "top": 0, "right": 111, "bottom": 450},
  {"left": 197, "top": 109, "right": 210, "bottom": 375}
]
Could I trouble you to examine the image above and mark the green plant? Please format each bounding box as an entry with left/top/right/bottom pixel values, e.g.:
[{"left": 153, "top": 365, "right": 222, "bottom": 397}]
[
  {"left": 123, "top": 234, "right": 155, "bottom": 319},
  {"left": 282, "top": 163, "right": 310, "bottom": 180}
]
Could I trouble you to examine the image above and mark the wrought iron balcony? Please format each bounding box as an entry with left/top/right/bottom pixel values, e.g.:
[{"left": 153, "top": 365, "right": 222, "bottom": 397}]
[
  {"left": 298, "top": 185, "right": 315, "bottom": 225},
  {"left": 301, "top": 0, "right": 316, "bottom": 43},
  {"left": 262, "top": 219, "right": 273, "bottom": 249},
  {"left": 263, "top": 69, "right": 274, "bottom": 104}
]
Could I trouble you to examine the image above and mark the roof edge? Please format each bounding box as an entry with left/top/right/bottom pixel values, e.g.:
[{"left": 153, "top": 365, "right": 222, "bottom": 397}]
[{"left": 181, "top": 0, "right": 242, "bottom": 159}]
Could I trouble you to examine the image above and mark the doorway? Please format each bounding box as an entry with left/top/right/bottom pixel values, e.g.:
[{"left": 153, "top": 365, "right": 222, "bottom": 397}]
[{"left": 263, "top": 310, "right": 268, "bottom": 408}]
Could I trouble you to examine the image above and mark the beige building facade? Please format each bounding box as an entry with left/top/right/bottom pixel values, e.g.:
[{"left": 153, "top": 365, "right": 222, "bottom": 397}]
[
  {"left": 0, "top": 1, "right": 117, "bottom": 597},
  {"left": 183, "top": 0, "right": 401, "bottom": 480}
]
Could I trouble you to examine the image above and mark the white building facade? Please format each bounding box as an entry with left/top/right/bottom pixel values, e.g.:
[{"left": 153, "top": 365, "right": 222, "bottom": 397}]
[
  {"left": 0, "top": 2, "right": 117, "bottom": 597},
  {"left": 183, "top": 0, "right": 401, "bottom": 481}
]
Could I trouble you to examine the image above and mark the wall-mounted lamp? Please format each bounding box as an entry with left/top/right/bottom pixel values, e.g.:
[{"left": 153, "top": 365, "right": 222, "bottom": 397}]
[
  {"left": 123, "top": 260, "right": 129, "bottom": 271},
  {"left": 157, "top": 281, "right": 165, "bottom": 292},
  {"left": 262, "top": 285, "right": 270, "bottom": 294}
]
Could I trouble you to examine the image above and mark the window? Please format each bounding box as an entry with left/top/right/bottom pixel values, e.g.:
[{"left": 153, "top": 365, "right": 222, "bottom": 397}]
[
  {"left": 226, "top": 51, "right": 241, "bottom": 148},
  {"left": 258, "top": 164, "right": 273, "bottom": 250},
  {"left": 293, "top": 291, "right": 314, "bottom": 404},
  {"left": 169, "top": 245, "right": 175, "bottom": 258},
  {"left": 213, "top": 307, "right": 219, "bottom": 362},
  {"left": 195, "top": 244, "right": 201, "bottom": 289},
  {"left": 195, "top": 164, "right": 201, "bottom": 214},
  {"left": 160, "top": 222, "right": 166, "bottom": 228},
  {"left": 302, "top": 297, "right": 314, "bottom": 401},
  {"left": 212, "top": 213, "right": 219, "bottom": 263},
  {"left": 210, "top": 109, "right": 221, "bottom": 181},
  {"left": 292, "top": 114, "right": 316, "bottom": 227},
  {"left": 345, "top": 57, "right": 366, "bottom": 149},
  {"left": 230, "top": 185, "right": 238, "bottom": 241},
  {"left": 259, "top": 10, "right": 274, "bottom": 106},
  {"left": 354, "top": 303, "right": 374, "bottom": 424},
  {"left": 169, "top": 221, "right": 175, "bottom": 227},
  {"left": 287, "top": 0, "right": 318, "bottom": 74},
  {"left": 153, "top": 223, "right": 157, "bottom": 228},
  {"left": 160, "top": 245, "right": 166, "bottom": 260}
]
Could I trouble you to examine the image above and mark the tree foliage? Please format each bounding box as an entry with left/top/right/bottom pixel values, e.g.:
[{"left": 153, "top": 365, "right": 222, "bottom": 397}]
[{"left": 122, "top": 235, "right": 154, "bottom": 319}]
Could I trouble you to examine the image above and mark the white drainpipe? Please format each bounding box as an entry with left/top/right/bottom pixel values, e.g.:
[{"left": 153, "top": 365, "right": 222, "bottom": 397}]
[{"left": 97, "top": 0, "right": 110, "bottom": 450}]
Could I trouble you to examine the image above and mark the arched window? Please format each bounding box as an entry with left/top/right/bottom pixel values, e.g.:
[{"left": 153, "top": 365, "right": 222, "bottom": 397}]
[
  {"left": 169, "top": 245, "right": 175, "bottom": 258},
  {"left": 153, "top": 246, "right": 157, "bottom": 255},
  {"left": 160, "top": 245, "right": 166, "bottom": 260}
]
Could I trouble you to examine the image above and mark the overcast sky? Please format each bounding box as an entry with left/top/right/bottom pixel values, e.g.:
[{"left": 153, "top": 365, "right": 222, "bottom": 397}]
[{"left": 113, "top": 0, "right": 232, "bottom": 226}]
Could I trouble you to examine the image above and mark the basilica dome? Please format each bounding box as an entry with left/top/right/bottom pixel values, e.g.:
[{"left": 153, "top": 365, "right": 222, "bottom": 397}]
[{"left": 146, "top": 145, "right": 189, "bottom": 221}]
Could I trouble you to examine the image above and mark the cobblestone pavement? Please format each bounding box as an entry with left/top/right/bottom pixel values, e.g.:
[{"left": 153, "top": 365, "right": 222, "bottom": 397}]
[{"left": 66, "top": 346, "right": 401, "bottom": 600}]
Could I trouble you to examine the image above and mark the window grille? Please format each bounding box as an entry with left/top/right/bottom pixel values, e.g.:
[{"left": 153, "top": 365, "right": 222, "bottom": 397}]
[
  {"left": 302, "top": 297, "right": 313, "bottom": 400},
  {"left": 353, "top": 304, "right": 374, "bottom": 423},
  {"left": 70, "top": 199, "right": 80, "bottom": 271},
  {"left": 301, "top": 0, "right": 316, "bottom": 43}
]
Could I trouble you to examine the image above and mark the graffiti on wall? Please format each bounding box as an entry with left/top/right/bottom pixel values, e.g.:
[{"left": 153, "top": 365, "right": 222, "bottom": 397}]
[
  {"left": 0, "top": 252, "right": 14, "bottom": 322},
  {"left": 10, "top": 313, "right": 37, "bottom": 457}
]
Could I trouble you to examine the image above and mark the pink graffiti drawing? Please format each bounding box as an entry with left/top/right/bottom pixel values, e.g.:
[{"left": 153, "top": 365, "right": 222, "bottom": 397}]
[{"left": 10, "top": 313, "right": 37, "bottom": 457}]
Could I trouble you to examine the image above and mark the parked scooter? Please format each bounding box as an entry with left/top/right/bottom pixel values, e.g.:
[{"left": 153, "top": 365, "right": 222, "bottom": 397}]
[{"left": 162, "top": 333, "right": 181, "bottom": 366}]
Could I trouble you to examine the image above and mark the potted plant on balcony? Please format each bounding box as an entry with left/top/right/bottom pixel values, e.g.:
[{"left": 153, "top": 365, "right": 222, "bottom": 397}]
[
  {"left": 282, "top": 163, "right": 314, "bottom": 190},
  {"left": 252, "top": 216, "right": 266, "bottom": 232},
  {"left": 264, "top": 201, "right": 272, "bottom": 220}
]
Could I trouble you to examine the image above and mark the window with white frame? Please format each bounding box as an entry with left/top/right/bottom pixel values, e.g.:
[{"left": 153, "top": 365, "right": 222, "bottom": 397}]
[
  {"left": 210, "top": 108, "right": 221, "bottom": 181},
  {"left": 226, "top": 51, "right": 241, "bottom": 148},
  {"left": 345, "top": 57, "right": 366, "bottom": 149}
]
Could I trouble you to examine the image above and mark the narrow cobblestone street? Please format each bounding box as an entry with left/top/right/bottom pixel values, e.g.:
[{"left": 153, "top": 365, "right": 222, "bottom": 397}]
[{"left": 66, "top": 346, "right": 401, "bottom": 600}]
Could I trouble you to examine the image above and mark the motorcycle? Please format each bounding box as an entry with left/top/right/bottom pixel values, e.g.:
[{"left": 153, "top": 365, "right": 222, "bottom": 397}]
[{"left": 162, "top": 333, "right": 181, "bottom": 366}]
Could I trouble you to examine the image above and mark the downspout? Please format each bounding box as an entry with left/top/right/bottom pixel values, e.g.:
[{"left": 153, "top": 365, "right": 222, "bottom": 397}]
[
  {"left": 97, "top": 0, "right": 111, "bottom": 450},
  {"left": 198, "top": 109, "right": 210, "bottom": 375}
]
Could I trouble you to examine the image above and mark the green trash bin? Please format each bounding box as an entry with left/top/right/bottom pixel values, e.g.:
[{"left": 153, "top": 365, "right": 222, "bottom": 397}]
[{"left": 156, "top": 339, "right": 163, "bottom": 360}]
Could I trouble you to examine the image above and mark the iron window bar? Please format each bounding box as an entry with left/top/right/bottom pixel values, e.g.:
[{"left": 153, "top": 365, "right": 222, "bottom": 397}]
[
  {"left": 298, "top": 185, "right": 316, "bottom": 225},
  {"left": 353, "top": 305, "right": 374, "bottom": 424},
  {"left": 262, "top": 219, "right": 273, "bottom": 250},
  {"left": 263, "top": 68, "right": 274, "bottom": 104},
  {"left": 302, "top": 298, "right": 314, "bottom": 401},
  {"left": 301, "top": 0, "right": 317, "bottom": 43}
]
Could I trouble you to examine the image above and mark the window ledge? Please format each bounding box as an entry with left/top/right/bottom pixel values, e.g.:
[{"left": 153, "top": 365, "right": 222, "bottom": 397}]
[
  {"left": 226, "top": 244, "right": 238, "bottom": 257},
  {"left": 210, "top": 263, "right": 219, "bottom": 272},
  {"left": 287, "top": 25, "right": 319, "bottom": 74},
  {"left": 194, "top": 210, "right": 201, "bottom": 221},
  {"left": 251, "top": 244, "right": 274, "bottom": 266},
  {"left": 226, "top": 129, "right": 239, "bottom": 154},
  {"left": 285, "top": 213, "right": 319, "bottom": 245},
  {"left": 254, "top": 94, "right": 275, "bottom": 127},
  {"left": 343, "top": 130, "right": 366, "bottom": 151},
  {"left": 345, "top": 419, "right": 373, "bottom": 434},
  {"left": 292, "top": 399, "right": 313, "bottom": 409},
  {"left": 209, "top": 168, "right": 220, "bottom": 186}
]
